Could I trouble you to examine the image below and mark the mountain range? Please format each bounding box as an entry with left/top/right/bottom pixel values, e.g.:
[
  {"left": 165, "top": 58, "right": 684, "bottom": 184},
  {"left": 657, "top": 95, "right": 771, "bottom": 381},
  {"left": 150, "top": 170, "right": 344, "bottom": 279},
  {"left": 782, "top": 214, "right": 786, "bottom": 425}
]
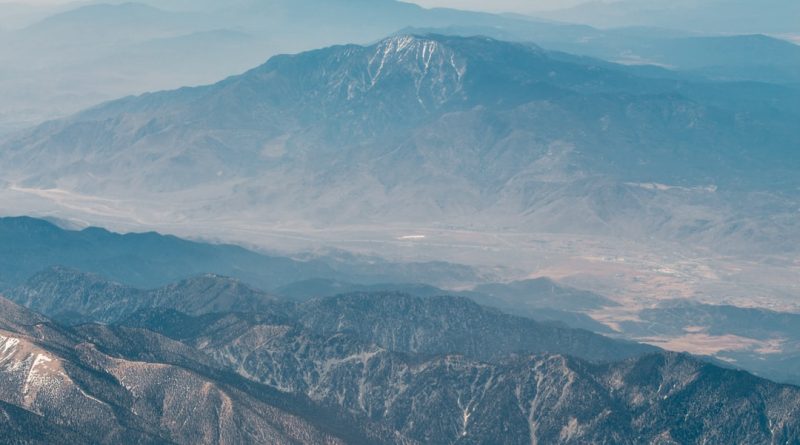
[
  {"left": 542, "top": 0, "right": 800, "bottom": 35},
  {"left": 2, "top": 2, "right": 799, "bottom": 443},
  {"left": 4, "top": 266, "right": 654, "bottom": 363},
  {"left": 7, "top": 217, "right": 800, "bottom": 388},
  {"left": 3, "top": 34, "right": 798, "bottom": 256},
  {"left": 402, "top": 26, "right": 800, "bottom": 84},
  {"left": 1, "top": 0, "right": 798, "bottom": 135},
  {"left": 0, "top": 216, "right": 479, "bottom": 291},
  {"left": 3, "top": 278, "right": 800, "bottom": 443},
  {"left": 0, "top": 296, "right": 399, "bottom": 444},
  {"left": 2, "top": 215, "right": 800, "bottom": 443}
]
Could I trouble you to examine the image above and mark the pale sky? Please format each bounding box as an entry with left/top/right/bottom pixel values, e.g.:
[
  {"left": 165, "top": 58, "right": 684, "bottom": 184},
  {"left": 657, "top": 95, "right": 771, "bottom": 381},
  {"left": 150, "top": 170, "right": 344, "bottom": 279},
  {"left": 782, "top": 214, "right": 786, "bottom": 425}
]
[
  {"left": 407, "top": 0, "right": 586, "bottom": 13},
  {"left": 1, "top": 0, "right": 583, "bottom": 13}
]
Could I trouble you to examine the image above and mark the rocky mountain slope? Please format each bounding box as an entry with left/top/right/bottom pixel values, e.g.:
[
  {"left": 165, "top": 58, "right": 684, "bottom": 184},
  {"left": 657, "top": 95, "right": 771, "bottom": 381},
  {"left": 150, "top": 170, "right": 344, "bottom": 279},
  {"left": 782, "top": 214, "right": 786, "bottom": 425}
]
[
  {"left": 128, "top": 306, "right": 800, "bottom": 445},
  {"left": 274, "top": 277, "right": 615, "bottom": 332},
  {"left": 6, "top": 270, "right": 653, "bottom": 363},
  {"left": 8, "top": 266, "right": 281, "bottom": 325},
  {"left": 4, "top": 278, "right": 800, "bottom": 443},
  {"left": 0, "top": 296, "right": 403, "bottom": 445},
  {"left": 294, "top": 293, "right": 652, "bottom": 363},
  {"left": 16, "top": 263, "right": 800, "bottom": 388}
]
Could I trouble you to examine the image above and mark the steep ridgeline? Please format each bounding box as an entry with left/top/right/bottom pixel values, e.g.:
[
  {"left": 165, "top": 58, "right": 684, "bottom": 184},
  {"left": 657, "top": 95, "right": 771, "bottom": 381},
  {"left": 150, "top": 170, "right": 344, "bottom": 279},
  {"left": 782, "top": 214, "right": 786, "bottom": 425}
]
[
  {"left": 3, "top": 35, "right": 799, "bottom": 253},
  {"left": 13, "top": 265, "right": 613, "bottom": 333},
  {"left": 0, "top": 296, "right": 405, "bottom": 445},
  {"left": 400, "top": 27, "right": 800, "bottom": 85},
  {"left": 7, "top": 269, "right": 651, "bottom": 363},
  {"left": 0, "top": 216, "right": 478, "bottom": 291},
  {"left": 293, "top": 293, "right": 651, "bottom": 363},
  {"left": 5, "top": 279, "right": 800, "bottom": 444},
  {"left": 8, "top": 266, "right": 281, "bottom": 324},
  {"left": 26, "top": 266, "right": 800, "bottom": 388},
  {"left": 0, "top": 398, "right": 91, "bottom": 445},
  {"left": 274, "top": 277, "right": 615, "bottom": 332},
  {"left": 126, "top": 308, "right": 800, "bottom": 445},
  {"left": 274, "top": 275, "right": 800, "bottom": 386}
]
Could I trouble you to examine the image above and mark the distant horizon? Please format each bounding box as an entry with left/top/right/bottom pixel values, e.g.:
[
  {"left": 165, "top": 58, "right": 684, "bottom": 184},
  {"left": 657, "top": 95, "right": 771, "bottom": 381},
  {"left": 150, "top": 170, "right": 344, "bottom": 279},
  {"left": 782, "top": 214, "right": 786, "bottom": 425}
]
[
  {"left": 406, "top": 0, "right": 584, "bottom": 13},
  {"left": 0, "top": 0, "right": 581, "bottom": 13}
]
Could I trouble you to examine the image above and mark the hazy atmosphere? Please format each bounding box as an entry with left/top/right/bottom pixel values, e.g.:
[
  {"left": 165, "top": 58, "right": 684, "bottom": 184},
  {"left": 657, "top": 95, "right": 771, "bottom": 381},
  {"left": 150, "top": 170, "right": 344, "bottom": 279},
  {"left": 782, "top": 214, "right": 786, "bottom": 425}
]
[
  {"left": 411, "top": 0, "right": 591, "bottom": 12},
  {"left": 0, "top": 1, "right": 799, "bottom": 443}
]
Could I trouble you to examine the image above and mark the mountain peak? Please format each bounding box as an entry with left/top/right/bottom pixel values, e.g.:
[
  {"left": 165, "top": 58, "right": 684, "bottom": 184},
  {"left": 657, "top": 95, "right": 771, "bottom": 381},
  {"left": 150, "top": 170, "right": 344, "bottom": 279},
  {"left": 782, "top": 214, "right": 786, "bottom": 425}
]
[
  {"left": 364, "top": 34, "right": 467, "bottom": 102},
  {"left": 242, "top": 33, "right": 544, "bottom": 115}
]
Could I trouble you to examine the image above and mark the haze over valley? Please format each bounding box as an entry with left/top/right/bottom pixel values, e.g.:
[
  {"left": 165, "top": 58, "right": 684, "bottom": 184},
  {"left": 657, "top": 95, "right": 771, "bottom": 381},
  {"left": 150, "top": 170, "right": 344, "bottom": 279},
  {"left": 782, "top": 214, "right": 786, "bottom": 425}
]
[{"left": 0, "top": 1, "right": 799, "bottom": 443}]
